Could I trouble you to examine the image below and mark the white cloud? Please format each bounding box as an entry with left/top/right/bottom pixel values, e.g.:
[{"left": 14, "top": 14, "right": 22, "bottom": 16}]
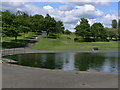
[
  {"left": 65, "top": 4, "right": 104, "bottom": 19},
  {"left": 64, "top": 24, "right": 76, "bottom": 32},
  {"left": 1, "top": 2, "right": 118, "bottom": 31},
  {"left": 88, "top": 19, "right": 97, "bottom": 26},
  {"left": 62, "top": 15, "right": 78, "bottom": 24},
  {"left": 59, "top": 5, "right": 74, "bottom": 11},
  {"left": 101, "top": 14, "right": 118, "bottom": 27},
  {"left": 2, "top": 0, "right": 119, "bottom": 3},
  {"left": 43, "top": 5, "right": 53, "bottom": 10},
  {"left": 69, "top": 0, "right": 112, "bottom": 7},
  {"left": 2, "top": 2, "right": 45, "bottom": 15},
  {"left": 77, "top": 19, "right": 96, "bottom": 26}
]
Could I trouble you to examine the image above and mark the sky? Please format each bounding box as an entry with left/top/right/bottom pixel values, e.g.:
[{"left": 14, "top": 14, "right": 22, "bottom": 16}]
[{"left": 1, "top": 1, "right": 119, "bottom": 32}]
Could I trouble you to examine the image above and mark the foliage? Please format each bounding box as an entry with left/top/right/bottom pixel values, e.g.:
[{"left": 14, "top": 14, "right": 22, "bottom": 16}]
[
  {"left": 75, "top": 18, "right": 91, "bottom": 39},
  {"left": 64, "top": 30, "right": 72, "bottom": 35},
  {"left": 2, "top": 10, "right": 65, "bottom": 41},
  {"left": 56, "top": 21, "right": 64, "bottom": 34},
  {"left": 106, "top": 28, "right": 118, "bottom": 41},
  {"left": 43, "top": 14, "right": 57, "bottom": 36},
  {"left": 112, "top": 19, "right": 117, "bottom": 28},
  {"left": 30, "top": 14, "right": 44, "bottom": 34},
  {"left": 91, "top": 23, "right": 108, "bottom": 41},
  {"left": 2, "top": 10, "right": 20, "bottom": 41}
]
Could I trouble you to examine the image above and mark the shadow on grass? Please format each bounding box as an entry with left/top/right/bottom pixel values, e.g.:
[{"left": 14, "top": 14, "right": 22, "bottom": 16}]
[{"left": 2, "top": 39, "right": 30, "bottom": 49}]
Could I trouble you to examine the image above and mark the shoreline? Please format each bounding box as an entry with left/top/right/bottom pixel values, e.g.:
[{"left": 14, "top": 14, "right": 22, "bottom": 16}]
[
  {"left": 2, "top": 48, "right": 119, "bottom": 56},
  {"left": 2, "top": 48, "right": 118, "bottom": 73},
  {"left": 2, "top": 63, "right": 118, "bottom": 88},
  {"left": 3, "top": 62, "right": 118, "bottom": 74}
]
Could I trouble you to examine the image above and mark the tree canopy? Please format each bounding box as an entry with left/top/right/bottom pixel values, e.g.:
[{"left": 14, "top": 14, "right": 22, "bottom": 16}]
[
  {"left": 2, "top": 10, "right": 65, "bottom": 41},
  {"left": 75, "top": 18, "right": 91, "bottom": 39},
  {"left": 112, "top": 19, "right": 117, "bottom": 28}
]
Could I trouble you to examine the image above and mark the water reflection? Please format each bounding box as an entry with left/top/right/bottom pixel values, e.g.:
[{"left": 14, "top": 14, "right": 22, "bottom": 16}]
[{"left": 4, "top": 52, "right": 118, "bottom": 72}]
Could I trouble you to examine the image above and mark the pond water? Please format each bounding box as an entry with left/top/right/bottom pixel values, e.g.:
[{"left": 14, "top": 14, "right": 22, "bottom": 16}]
[{"left": 4, "top": 52, "right": 119, "bottom": 72}]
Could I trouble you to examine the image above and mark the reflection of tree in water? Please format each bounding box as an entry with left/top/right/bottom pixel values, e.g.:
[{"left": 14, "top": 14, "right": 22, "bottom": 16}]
[
  {"left": 74, "top": 53, "right": 106, "bottom": 71},
  {"left": 54, "top": 53, "right": 64, "bottom": 69},
  {"left": 4, "top": 52, "right": 118, "bottom": 72},
  {"left": 40, "top": 53, "right": 56, "bottom": 69},
  {"left": 14, "top": 54, "right": 39, "bottom": 67}
]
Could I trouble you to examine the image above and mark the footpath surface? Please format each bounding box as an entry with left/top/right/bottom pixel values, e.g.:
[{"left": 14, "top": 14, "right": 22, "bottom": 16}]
[{"left": 2, "top": 63, "right": 118, "bottom": 88}]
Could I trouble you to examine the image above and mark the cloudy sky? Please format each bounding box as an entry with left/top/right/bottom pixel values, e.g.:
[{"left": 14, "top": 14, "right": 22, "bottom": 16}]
[{"left": 1, "top": 1, "right": 119, "bottom": 32}]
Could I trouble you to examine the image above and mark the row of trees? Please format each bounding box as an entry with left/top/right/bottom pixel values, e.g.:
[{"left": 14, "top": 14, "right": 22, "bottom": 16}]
[
  {"left": 2, "top": 10, "right": 65, "bottom": 41},
  {"left": 2, "top": 10, "right": 119, "bottom": 42},
  {"left": 75, "top": 18, "right": 119, "bottom": 42}
]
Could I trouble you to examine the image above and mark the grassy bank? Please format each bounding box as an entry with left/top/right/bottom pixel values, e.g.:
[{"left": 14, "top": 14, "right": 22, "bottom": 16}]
[
  {"left": 31, "top": 34, "right": 118, "bottom": 50},
  {"left": 2, "top": 32, "right": 37, "bottom": 48}
]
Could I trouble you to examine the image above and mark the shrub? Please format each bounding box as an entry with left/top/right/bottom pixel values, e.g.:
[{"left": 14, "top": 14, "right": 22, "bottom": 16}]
[
  {"left": 74, "top": 38, "right": 79, "bottom": 42},
  {"left": 47, "top": 33, "right": 58, "bottom": 39},
  {"left": 92, "top": 47, "right": 99, "bottom": 50}
]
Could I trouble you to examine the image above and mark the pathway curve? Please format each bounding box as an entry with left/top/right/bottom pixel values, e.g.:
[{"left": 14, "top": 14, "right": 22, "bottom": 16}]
[{"left": 2, "top": 63, "right": 118, "bottom": 88}]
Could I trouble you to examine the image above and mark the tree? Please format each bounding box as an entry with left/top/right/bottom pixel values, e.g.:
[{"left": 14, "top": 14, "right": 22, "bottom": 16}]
[
  {"left": 75, "top": 18, "right": 91, "bottom": 39},
  {"left": 56, "top": 21, "right": 64, "bottom": 34},
  {"left": 43, "top": 14, "right": 56, "bottom": 36},
  {"left": 118, "top": 19, "right": 120, "bottom": 40},
  {"left": 106, "top": 28, "right": 118, "bottom": 41},
  {"left": 91, "top": 23, "right": 107, "bottom": 41},
  {"left": 112, "top": 19, "right": 117, "bottom": 28},
  {"left": 30, "top": 14, "right": 44, "bottom": 34},
  {"left": 118, "top": 19, "right": 120, "bottom": 28},
  {"left": 64, "top": 30, "right": 71, "bottom": 35},
  {"left": 19, "top": 25, "right": 30, "bottom": 37},
  {"left": 2, "top": 23, "right": 20, "bottom": 41},
  {"left": 2, "top": 10, "right": 21, "bottom": 41}
]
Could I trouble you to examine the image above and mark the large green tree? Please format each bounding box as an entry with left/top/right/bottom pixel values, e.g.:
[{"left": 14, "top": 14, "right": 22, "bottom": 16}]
[
  {"left": 56, "top": 21, "right": 64, "bottom": 34},
  {"left": 30, "top": 14, "right": 44, "bottom": 34},
  {"left": 75, "top": 18, "right": 91, "bottom": 39},
  {"left": 91, "top": 23, "right": 107, "bottom": 41},
  {"left": 106, "top": 28, "right": 118, "bottom": 40},
  {"left": 112, "top": 19, "right": 117, "bottom": 28},
  {"left": 64, "top": 30, "right": 71, "bottom": 35},
  {"left": 2, "top": 10, "right": 21, "bottom": 41},
  {"left": 118, "top": 19, "right": 120, "bottom": 28},
  {"left": 43, "top": 14, "right": 57, "bottom": 36},
  {"left": 118, "top": 19, "right": 120, "bottom": 40}
]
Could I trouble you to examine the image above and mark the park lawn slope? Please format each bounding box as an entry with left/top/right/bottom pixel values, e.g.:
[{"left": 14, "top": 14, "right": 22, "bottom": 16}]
[
  {"left": 31, "top": 37, "right": 118, "bottom": 50},
  {"left": 2, "top": 32, "right": 37, "bottom": 49}
]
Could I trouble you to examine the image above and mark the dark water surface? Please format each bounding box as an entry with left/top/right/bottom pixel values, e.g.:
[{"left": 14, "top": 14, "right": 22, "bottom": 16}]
[{"left": 4, "top": 52, "right": 119, "bottom": 72}]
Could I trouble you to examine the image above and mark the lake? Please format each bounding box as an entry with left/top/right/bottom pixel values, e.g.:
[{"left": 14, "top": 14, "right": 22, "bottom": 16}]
[{"left": 3, "top": 52, "right": 119, "bottom": 72}]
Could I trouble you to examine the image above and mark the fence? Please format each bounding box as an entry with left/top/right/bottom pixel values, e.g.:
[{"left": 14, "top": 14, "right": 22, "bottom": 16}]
[{"left": 2, "top": 48, "right": 26, "bottom": 56}]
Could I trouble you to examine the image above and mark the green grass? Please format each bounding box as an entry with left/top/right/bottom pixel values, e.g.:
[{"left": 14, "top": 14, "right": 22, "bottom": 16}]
[
  {"left": 2, "top": 32, "right": 37, "bottom": 49},
  {"left": 31, "top": 34, "right": 118, "bottom": 50}
]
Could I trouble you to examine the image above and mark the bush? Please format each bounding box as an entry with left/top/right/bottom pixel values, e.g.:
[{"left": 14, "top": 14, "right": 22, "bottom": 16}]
[
  {"left": 92, "top": 48, "right": 99, "bottom": 50},
  {"left": 74, "top": 38, "right": 79, "bottom": 42},
  {"left": 47, "top": 33, "right": 58, "bottom": 39},
  {"left": 67, "top": 37, "right": 71, "bottom": 39},
  {"left": 84, "top": 38, "right": 95, "bottom": 42}
]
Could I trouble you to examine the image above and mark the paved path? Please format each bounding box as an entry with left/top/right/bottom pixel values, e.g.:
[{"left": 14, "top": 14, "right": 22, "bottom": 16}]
[
  {"left": 2, "top": 63, "right": 118, "bottom": 88},
  {"left": 26, "top": 35, "right": 42, "bottom": 47}
]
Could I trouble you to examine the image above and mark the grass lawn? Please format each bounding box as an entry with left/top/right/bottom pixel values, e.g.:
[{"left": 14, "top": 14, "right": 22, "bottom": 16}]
[
  {"left": 2, "top": 32, "right": 37, "bottom": 49},
  {"left": 31, "top": 34, "right": 118, "bottom": 51}
]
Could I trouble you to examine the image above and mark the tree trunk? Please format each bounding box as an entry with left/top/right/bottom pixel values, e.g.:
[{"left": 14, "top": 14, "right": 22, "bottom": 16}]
[
  {"left": 46, "top": 31, "right": 49, "bottom": 37},
  {"left": 24, "top": 33, "right": 26, "bottom": 38},
  {"left": 15, "top": 36, "right": 17, "bottom": 42},
  {"left": 109, "top": 37, "right": 112, "bottom": 40}
]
